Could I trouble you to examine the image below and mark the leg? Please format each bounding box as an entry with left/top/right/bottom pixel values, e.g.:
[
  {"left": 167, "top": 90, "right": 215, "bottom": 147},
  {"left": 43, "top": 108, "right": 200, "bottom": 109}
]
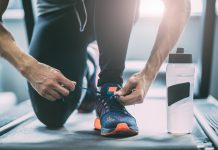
[
  {"left": 94, "top": 0, "right": 139, "bottom": 136},
  {"left": 28, "top": 1, "right": 95, "bottom": 128},
  {"left": 95, "top": 0, "right": 138, "bottom": 86}
]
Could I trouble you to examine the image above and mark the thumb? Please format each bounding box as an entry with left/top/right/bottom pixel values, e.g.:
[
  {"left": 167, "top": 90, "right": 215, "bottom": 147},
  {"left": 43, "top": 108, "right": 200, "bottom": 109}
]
[{"left": 115, "top": 81, "right": 131, "bottom": 96}]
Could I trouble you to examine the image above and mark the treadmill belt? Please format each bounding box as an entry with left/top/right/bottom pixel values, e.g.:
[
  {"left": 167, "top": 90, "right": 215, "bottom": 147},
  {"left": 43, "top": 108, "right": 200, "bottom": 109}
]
[
  {"left": 0, "top": 99, "right": 210, "bottom": 150},
  {"left": 0, "top": 101, "right": 32, "bottom": 128}
]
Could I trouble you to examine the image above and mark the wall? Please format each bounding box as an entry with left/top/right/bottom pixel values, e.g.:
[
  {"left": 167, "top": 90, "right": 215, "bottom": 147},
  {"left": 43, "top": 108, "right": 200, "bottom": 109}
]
[{"left": 127, "top": 16, "right": 202, "bottom": 62}]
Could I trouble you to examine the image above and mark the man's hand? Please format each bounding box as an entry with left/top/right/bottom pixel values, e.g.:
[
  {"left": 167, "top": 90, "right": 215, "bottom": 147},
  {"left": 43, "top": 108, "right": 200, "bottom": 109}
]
[
  {"left": 115, "top": 72, "right": 152, "bottom": 105},
  {"left": 0, "top": 0, "right": 76, "bottom": 101},
  {"left": 116, "top": 0, "right": 190, "bottom": 106},
  {"left": 24, "top": 61, "right": 76, "bottom": 101}
]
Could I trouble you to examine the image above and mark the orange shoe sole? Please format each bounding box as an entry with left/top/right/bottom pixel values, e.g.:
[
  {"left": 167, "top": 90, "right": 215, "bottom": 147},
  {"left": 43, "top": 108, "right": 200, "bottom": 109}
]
[
  {"left": 94, "top": 118, "right": 138, "bottom": 136},
  {"left": 94, "top": 117, "right": 101, "bottom": 130}
]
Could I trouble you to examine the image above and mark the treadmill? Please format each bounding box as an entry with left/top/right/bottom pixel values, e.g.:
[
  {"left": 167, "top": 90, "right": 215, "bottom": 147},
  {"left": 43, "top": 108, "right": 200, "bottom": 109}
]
[
  {"left": 0, "top": 0, "right": 217, "bottom": 150},
  {"left": 194, "top": 0, "right": 218, "bottom": 149}
]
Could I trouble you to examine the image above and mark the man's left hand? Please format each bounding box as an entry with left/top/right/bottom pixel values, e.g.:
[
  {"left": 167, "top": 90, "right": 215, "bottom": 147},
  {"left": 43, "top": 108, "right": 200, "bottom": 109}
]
[{"left": 115, "top": 72, "right": 152, "bottom": 105}]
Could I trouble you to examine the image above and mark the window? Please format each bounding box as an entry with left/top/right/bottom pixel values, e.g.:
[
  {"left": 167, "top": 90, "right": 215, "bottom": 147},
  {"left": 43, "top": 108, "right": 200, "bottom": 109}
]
[{"left": 217, "top": 1, "right": 218, "bottom": 14}]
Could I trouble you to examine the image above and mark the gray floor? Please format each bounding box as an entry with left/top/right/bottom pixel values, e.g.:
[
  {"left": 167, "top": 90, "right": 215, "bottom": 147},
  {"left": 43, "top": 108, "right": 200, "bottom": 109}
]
[{"left": 0, "top": 99, "right": 208, "bottom": 150}]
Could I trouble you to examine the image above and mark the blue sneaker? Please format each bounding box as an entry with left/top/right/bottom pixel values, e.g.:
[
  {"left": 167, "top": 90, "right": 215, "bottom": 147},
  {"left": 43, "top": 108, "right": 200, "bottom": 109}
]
[{"left": 94, "top": 84, "right": 138, "bottom": 136}]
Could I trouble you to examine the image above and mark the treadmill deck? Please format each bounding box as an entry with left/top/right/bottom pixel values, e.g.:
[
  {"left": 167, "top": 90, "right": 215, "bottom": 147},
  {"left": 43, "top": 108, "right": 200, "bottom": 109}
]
[{"left": 0, "top": 99, "right": 211, "bottom": 150}]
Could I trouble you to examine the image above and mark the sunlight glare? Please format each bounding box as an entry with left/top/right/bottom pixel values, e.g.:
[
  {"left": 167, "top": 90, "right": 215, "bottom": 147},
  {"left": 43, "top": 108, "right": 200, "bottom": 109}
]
[{"left": 139, "top": 0, "right": 165, "bottom": 17}]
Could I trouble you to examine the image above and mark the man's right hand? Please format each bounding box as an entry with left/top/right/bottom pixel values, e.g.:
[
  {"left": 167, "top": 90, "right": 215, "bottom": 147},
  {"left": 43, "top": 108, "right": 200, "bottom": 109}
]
[
  {"left": 0, "top": 0, "right": 76, "bottom": 101},
  {"left": 23, "top": 61, "right": 76, "bottom": 101}
]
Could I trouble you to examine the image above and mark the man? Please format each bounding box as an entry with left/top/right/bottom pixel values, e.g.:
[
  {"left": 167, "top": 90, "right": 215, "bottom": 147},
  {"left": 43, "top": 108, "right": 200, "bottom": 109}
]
[
  {"left": 0, "top": 0, "right": 139, "bottom": 136},
  {"left": 31, "top": 0, "right": 139, "bottom": 136},
  {"left": 0, "top": 0, "right": 76, "bottom": 102},
  {"left": 0, "top": 0, "right": 190, "bottom": 137},
  {"left": 94, "top": 0, "right": 191, "bottom": 136},
  {"left": 95, "top": 0, "right": 190, "bottom": 135},
  {"left": 116, "top": 0, "right": 191, "bottom": 106}
]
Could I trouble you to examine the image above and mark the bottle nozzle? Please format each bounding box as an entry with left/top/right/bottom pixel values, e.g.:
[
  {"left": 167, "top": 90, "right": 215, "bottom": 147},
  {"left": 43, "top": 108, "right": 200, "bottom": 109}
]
[{"left": 177, "top": 48, "right": 184, "bottom": 54}]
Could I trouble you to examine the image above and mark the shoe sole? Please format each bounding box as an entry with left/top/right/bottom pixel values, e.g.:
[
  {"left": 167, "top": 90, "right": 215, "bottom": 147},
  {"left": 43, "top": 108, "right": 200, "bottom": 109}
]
[{"left": 94, "top": 118, "right": 138, "bottom": 137}]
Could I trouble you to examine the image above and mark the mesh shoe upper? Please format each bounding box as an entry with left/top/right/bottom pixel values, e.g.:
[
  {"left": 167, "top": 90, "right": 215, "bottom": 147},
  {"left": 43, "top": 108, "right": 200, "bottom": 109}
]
[{"left": 95, "top": 84, "right": 138, "bottom": 129}]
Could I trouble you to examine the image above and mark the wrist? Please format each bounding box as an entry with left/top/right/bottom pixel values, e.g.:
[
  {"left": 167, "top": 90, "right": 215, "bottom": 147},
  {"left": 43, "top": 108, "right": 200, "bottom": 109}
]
[
  {"left": 18, "top": 54, "right": 38, "bottom": 78},
  {"left": 141, "top": 66, "right": 156, "bottom": 81},
  {"left": 138, "top": 71, "right": 153, "bottom": 90}
]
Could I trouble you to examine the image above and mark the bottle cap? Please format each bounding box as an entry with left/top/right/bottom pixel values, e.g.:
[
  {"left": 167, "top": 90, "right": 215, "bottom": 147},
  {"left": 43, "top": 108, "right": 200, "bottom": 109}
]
[{"left": 169, "top": 48, "right": 192, "bottom": 63}]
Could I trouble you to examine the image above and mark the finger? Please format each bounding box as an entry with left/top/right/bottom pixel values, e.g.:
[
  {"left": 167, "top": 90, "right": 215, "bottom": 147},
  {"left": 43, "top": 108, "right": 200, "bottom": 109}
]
[
  {"left": 44, "top": 94, "right": 56, "bottom": 101},
  {"left": 118, "top": 91, "right": 142, "bottom": 106},
  {"left": 48, "top": 89, "right": 62, "bottom": 100},
  {"left": 119, "top": 95, "right": 137, "bottom": 106},
  {"left": 57, "top": 74, "right": 76, "bottom": 91},
  {"left": 53, "top": 83, "right": 70, "bottom": 96},
  {"left": 115, "top": 81, "right": 133, "bottom": 96}
]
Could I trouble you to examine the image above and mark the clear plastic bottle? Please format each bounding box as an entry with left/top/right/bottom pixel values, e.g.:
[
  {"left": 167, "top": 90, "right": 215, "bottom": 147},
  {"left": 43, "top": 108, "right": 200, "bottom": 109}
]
[{"left": 166, "top": 48, "right": 195, "bottom": 134}]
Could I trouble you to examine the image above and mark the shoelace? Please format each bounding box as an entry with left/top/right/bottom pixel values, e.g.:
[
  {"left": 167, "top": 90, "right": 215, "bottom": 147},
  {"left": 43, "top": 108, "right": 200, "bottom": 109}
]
[
  {"left": 77, "top": 85, "right": 123, "bottom": 107},
  {"left": 95, "top": 94, "right": 127, "bottom": 117},
  {"left": 61, "top": 85, "right": 123, "bottom": 111},
  {"left": 77, "top": 86, "right": 101, "bottom": 94},
  {"left": 61, "top": 85, "right": 101, "bottom": 102},
  {"left": 76, "top": 86, "right": 129, "bottom": 117}
]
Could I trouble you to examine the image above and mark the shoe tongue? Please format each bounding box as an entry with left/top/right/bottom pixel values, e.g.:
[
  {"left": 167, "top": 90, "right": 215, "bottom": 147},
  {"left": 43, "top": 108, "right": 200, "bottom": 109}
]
[{"left": 100, "top": 84, "right": 121, "bottom": 96}]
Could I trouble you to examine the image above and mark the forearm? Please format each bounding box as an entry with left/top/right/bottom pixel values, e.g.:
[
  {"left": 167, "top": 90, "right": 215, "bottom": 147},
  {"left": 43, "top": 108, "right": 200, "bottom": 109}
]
[
  {"left": 0, "top": 23, "right": 37, "bottom": 77},
  {"left": 0, "top": 0, "right": 37, "bottom": 77},
  {"left": 0, "top": 0, "right": 76, "bottom": 100},
  {"left": 142, "top": 0, "right": 191, "bottom": 80}
]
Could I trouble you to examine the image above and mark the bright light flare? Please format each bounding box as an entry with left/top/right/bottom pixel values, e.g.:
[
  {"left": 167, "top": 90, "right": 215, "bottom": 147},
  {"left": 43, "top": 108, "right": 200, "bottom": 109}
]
[{"left": 139, "top": 0, "right": 165, "bottom": 17}]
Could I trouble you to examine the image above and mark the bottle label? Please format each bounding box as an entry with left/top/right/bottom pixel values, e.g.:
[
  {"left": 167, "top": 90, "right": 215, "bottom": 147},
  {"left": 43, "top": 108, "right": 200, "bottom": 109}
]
[{"left": 167, "top": 82, "right": 190, "bottom": 106}]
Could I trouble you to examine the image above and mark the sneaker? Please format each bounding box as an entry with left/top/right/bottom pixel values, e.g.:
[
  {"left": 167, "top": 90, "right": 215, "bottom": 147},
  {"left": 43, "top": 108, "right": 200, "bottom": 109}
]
[
  {"left": 77, "top": 43, "right": 99, "bottom": 113},
  {"left": 94, "top": 84, "right": 138, "bottom": 136}
]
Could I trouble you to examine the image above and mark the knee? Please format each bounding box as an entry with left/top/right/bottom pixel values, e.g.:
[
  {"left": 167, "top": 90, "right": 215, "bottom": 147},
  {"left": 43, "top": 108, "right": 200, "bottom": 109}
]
[
  {"left": 34, "top": 102, "right": 69, "bottom": 128},
  {"left": 37, "top": 113, "right": 67, "bottom": 128},
  {"left": 28, "top": 83, "right": 80, "bottom": 128}
]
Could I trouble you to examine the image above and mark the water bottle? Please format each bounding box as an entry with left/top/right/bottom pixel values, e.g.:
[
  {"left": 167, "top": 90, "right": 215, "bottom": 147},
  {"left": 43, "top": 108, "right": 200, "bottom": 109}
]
[{"left": 166, "top": 48, "right": 195, "bottom": 134}]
